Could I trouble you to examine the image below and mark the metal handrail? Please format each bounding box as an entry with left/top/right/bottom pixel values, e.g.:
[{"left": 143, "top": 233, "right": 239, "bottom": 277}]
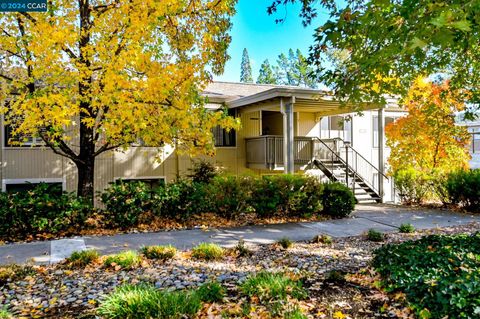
[{"left": 329, "top": 137, "right": 389, "bottom": 179}]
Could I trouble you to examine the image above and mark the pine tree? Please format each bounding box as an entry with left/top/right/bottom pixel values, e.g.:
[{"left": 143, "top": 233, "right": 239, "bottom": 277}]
[
  {"left": 257, "top": 59, "right": 277, "bottom": 84},
  {"left": 240, "top": 48, "right": 253, "bottom": 83}
]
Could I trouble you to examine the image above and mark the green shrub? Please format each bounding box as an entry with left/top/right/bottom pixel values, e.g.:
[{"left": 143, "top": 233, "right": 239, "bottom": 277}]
[
  {"left": 366, "top": 229, "right": 384, "bottom": 242},
  {"left": 0, "top": 308, "right": 12, "bottom": 319},
  {"left": 444, "top": 169, "right": 480, "bottom": 212},
  {"left": 277, "top": 237, "right": 293, "bottom": 249},
  {"left": 0, "top": 183, "right": 92, "bottom": 240},
  {"left": 324, "top": 270, "right": 346, "bottom": 284},
  {"left": 97, "top": 284, "right": 201, "bottom": 319},
  {"left": 398, "top": 223, "right": 415, "bottom": 233},
  {"left": 66, "top": 249, "right": 99, "bottom": 268},
  {"left": 104, "top": 250, "right": 142, "bottom": 270},
  {"left": 373, "top": 233, "right": 480, "bottom": 319},
  {"left": 152, "top": 180, "right": 208, "bottom": 220},
  {"left": 140, "top": 245, "right": 177, "bottom": 261},
  {"left": 191, "top": 243, "right": 224, "bottom": 261},
  {"left": 311, "top": 234, "right": 333, "bottom": 244},
  {"left": 196, "top": 281, "right": 225, "bottom": 303},
  {"left": 234, "top": 239, "right": 253, "bottom": 257},
  {"left": 101, "top": 181, "right": 152, "bottom": 228},
  {"left": 0, "top": 264, "right": 36, "bottom": 286},
  {"left": 187, "top": 160, "right": 219, "bottom": 184},
  {"left": 320, "top": 182, "right": 355, "bottom": 218},
  {"left": 250, "top": 175, "right": 323, "bottom": 218},
  {"left": 204, "top": 175, "right": 253, "bottom": 219},
  {"left": 241, "top": 272, "right": 307, "bottom": 303},
  {"left": 394, "top": 168, "right": 432, "bottom": 204}
]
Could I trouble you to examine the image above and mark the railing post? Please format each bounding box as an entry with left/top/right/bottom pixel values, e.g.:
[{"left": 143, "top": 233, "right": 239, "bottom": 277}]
[{"left": 345, "top": 142, "right": 349, "bottom": 189}]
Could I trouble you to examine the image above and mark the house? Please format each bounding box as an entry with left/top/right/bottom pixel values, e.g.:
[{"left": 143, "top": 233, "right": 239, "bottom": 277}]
[
  {"left": 0, "top": 81, "right": 406, "bottom": 203},
  {"left": 457, "top": 118, "right": 480, "bottom": 169}
]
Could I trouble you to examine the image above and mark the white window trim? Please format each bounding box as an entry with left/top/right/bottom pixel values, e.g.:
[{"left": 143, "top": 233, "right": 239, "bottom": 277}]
[
  {"left": 2, "top": 177, "right": 66, "bottom": 192},
  {"left": 1, "top": 114, "right": 46, "bottom": 149}
]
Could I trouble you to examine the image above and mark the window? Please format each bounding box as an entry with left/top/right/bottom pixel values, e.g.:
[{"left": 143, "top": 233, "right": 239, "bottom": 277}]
[
  {"left": 3, "top": 115, "right": 44, "bottom": 147},
  {"left": 472, "top": 132, "right": 480, "bottom": 154},
  {"left": 2, "top": 179, "right": 64, "bottom": 193},
  {"left": 373, "top": 115, "right": 401, "bottom": 148},
  {"left": 115, "top": 177, "right": 165, "bottom": 190},
  {"left": 329, "top": 115, "right": 352, "bottom": 142},
  {"left": 213, "top": 109, "right": 236, "bottom": 147}
]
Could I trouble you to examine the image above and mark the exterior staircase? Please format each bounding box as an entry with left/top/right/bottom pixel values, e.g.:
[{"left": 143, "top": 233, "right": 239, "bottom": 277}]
[{"left": 310, "top": 138, "right": 386, "bottom": 203}]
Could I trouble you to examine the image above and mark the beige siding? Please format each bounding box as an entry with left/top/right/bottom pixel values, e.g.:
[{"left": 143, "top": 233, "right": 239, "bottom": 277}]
[
  {"left": 297, "top": 112, "right": 319, "bottom": 137},
  {"left": 3, "top": 148, "right": 64, "bottom": 179}
]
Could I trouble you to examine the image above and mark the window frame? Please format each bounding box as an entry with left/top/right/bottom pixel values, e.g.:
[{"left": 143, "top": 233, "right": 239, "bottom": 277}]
[
  {"left": 373, "top": 114, "right": 402, "bottom": 148},
  {"left": 213, "top": 108, "right": 237, "bottom": 148},
  {"left": 2, "top": 178, "right": 66, "bottom": 192}
]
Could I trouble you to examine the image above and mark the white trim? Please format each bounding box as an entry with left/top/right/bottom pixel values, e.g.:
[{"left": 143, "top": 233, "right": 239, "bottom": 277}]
[
  {"left": 113, "top": 176, "right": 166, "bottom": 182},
  {"left": 2, "top": 177, "right": 66, "bottom": 192}
]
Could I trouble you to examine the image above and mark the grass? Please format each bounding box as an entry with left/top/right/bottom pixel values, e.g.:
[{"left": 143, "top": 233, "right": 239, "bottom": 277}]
[
  {"left": 66, "top": 250, "right": 99, "bottom": 268},
  {"left": 191, "top": 243, "right": 224, "bottom": 261},
  {"left": 241, "top": 271, "right": 307, "bottom": 303},
  {"left": 104, "top": 250, "right": 142, "bottom": 270},
  {"left": 283, "top": 307, "right": 308, "bottom": 319},
  {"left": 0, "top": 308, "right": 12, "bottom": 319},
  {"left": 398, "top": 223, "right": 416, "bottom": 233},
  {"left": 140, "top": 245, "right": 177, "bottom": 261},
  {"left": 366, "top": 229, "right": 384, "bottom": 242},
  {"left": 97, "top": 284, "right": 201, "bottom": 319},
  {"left": 196, "top": 281, "right": 225, "bottom": 303},
  {"left": 277, "top": 237, "right": 293, "bottom": 249},
  {"left": 234, "top": 239, "right": 253, "bottom": 257},
  {"left": 311, "top": 234, "right": 333, "bottom": 244},
  {"left": 0, "top": 264, "right": 36, "bottom": 285}
]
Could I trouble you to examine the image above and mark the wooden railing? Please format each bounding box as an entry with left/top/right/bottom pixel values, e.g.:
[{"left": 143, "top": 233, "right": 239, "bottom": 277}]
[{"left": 245, "top": 136, "right": 314, "bottom": 169}]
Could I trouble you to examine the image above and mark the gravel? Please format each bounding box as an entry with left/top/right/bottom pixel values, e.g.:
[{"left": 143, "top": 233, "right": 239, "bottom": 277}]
[{"left": 1, "top": 222, "right": 478, "bottom": 318}]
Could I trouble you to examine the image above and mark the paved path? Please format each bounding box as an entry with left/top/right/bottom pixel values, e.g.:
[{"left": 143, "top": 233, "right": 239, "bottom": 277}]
[{"left": 1, "top": 204, "right": 479, "bottom": 265}]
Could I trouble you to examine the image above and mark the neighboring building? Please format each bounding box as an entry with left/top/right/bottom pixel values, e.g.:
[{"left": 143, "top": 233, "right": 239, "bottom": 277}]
[
  {"left": 0, "top": 81, "right": 406, "bottom": 203},
  {"left": 458, "top": 118, "right": 480, "bottom": 169}
]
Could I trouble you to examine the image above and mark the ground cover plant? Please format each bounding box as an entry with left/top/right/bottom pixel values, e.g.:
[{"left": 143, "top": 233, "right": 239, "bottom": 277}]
[
  {"left": 366, "top": 229, "right": 384, "bottom": 242},
  {"left": 191, "top": 243, "right": 224, "bottom": 261},
  {"left": 104, "top": 251, "right": 142, "bottom": 270},
  {"left": 140, "top": 245, "right": 177, "bottom": 261},
  {"left": 97, "top": 284, "right": 202, "bottom": 319},
  {"left": 373, "top": 233, "right": 480, "bottom": 318},
  {"left": 66, "top": 250, "right": 99, "bottom": 268},
  {"left": 398, "top": 223, "right": 415, "bottom": 234}
]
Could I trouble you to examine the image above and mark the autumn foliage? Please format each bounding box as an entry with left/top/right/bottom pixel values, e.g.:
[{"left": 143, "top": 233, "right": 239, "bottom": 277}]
[
  {"left": 386, "top": 78, "right": 471, "bottom": 174},
  {"left": 0, "top": 0, "right": 239, "bottom": 201}
]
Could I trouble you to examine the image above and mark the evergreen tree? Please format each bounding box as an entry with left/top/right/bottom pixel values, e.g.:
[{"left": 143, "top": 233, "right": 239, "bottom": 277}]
[
  {"left": 240, "top": 48, "right": 253, "bottom": 83},
  {"left": 257, "top": 59, "right": 277, "bottom": 84},
  {"left": 275, "top": 49, "right": 316, "bottom": 88}
]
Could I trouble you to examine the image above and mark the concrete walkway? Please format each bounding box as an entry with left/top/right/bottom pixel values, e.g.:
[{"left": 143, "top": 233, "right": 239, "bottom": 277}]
[{"left": 1, "top": 204, "right": 479, "bottom": 265}]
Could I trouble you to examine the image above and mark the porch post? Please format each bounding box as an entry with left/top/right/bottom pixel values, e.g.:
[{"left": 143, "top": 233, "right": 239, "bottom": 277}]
[
  {"left": 377, "top": 108, "right": 384, "bottom": 203},
  {"left": 281, "top": 97, "right": 295, "bottom": 174}
]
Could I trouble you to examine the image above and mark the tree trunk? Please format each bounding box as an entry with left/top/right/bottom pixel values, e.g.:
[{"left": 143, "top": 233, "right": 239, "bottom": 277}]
[{"left": 76, "top": 158, "right": 95, "bottom": 205}]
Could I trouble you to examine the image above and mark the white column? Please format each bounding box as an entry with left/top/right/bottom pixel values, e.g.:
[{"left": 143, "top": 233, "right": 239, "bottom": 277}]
[
  {"left": 377, "top": 108, "right": 384, "bottom": 202},
  {"left": 282, "top": 97, "right": 295, "bottom": 174}
]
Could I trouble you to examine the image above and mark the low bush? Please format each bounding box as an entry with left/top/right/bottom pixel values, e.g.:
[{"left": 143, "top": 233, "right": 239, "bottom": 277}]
[
  {"left": 277, "top": 237, "right": 293, "bottom": 249},
  {"left": 241, "top": 271, "right": 307, "bottom": 304},
  {"left": 311, "top": 234, "right": 333, "bottom": 245},
  {"left": 104, "top": 251, "right": 142, "bottom": 270},
  {"left": 394, "top": 168, "right": 432, "bottom": 204},
  {"left": 140, "top": 245, "right": 177, "bottom": 261},
  {"left": 0, "top": 264, "right": 36, "bottom": 286},
  {"left": 398, "top": 223, "right": 415, "bottom": 233},
  {"left": 373, "top": 233, "right": 480, "bottom": 319},
  {"left": 97, "top": 284, "right": 201, "bottom": 319},
  {"left": 444, "top": 169, "right": 480, "bottom": 213},
  {"left": 321, "top": 182, "right": 355, "bottom": 218},
  {"left": 234, "top": 239, "right": 253, "bottom": 257},
  {"left": 250, "top": 174, "right": 323, "bottom": 218},
  {"left": 366, "top": 229, "right": 384, "bottom": 242},
  {"left": 191, "top": 243, "right": 224, "bottom": 261},
  {"left": 196, "top": 281, "right": 225, "bottom": 303},
  {"left": 66, "top": 250, "right": 99, "bottom": 268},
  {"left": 187, "top": 160, "right": 219, "bottom": 184},
  {"left": 0, "top": 183, "right": 92, "bottom": 240},
  {"left": 100, "top": 181, "right": 152, "bottom": 228}
]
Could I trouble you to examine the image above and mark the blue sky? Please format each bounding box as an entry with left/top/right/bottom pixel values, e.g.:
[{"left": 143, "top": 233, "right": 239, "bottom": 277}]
[{"left": 215, "top": 0, "right": 330, "bottom": 82}]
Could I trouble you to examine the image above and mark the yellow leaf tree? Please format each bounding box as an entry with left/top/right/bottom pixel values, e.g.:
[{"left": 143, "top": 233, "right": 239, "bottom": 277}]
[
  {"left": 0, "top": 0, "right": 239, "bottom": 202},
  {"left": 386, "top": 78, "right": 471, "bottom": 174}
]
